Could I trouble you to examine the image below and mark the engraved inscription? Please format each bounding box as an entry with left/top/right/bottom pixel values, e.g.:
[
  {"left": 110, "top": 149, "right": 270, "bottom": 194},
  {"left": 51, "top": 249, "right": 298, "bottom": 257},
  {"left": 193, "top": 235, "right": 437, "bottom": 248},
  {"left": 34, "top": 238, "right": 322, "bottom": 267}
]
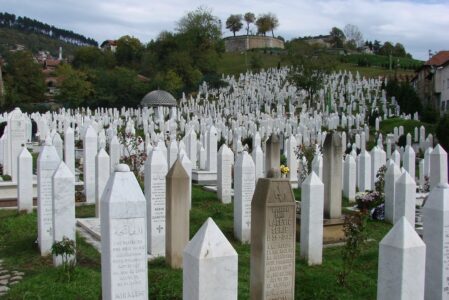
[
  {"left": 264, "top": 205, "right": 295, "bottom": 299},
  {"left": 110, "top": 218, "right": 147, "bottom": 300}
]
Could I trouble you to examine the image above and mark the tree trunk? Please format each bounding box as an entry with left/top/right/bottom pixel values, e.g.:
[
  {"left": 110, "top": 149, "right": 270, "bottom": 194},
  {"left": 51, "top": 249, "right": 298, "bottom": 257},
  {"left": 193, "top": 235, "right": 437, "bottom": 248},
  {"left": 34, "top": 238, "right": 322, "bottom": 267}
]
[
  {"left": 272, "top": 30, "right": 274, "bottom": 37},
  {"left": 233, "top": 31, "right": 236, "bottom": 37}
]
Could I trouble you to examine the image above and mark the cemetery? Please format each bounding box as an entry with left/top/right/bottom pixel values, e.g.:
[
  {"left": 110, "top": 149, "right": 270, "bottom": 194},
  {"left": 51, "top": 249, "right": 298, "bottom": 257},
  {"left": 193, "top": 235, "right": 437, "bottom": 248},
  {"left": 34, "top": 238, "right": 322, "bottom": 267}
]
[{"left": 0, "top": 67, "right": 447, "bottom": 299}]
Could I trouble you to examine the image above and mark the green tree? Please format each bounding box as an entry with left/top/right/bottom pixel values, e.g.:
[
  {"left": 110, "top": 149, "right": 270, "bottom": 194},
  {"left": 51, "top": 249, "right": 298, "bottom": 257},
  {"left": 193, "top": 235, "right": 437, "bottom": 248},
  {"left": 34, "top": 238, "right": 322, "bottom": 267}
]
[
  {"left": 330, "top": 27, "right": 346, "bottom": 48},
  {"left": 72, "top": 46, "right": 116, "bottom": 69},
  {"left": 255, "top": 15, "right": 271, "bottom": 36},
  {"left": 2, "top": 50, "right": 46, "bottom": 109},
  {"left": 379, "top": 41, "right": 394, "bottom": 56},
  {"left": 226, "top": 14, "right": 243, "bottom": 36},
  {"left": 373, "top": 40, "right": 381, "bottom": 54},
  {"left": 266, "top": 13, "right": 279, "bottom": 37},
  {"left": 244, "top": 12, "right": 256, "bottom": 35},
  {"left": 55, "top": 63, "right": 92, "bottom": 107},
  {"left": 436, "top": 113, "right": 449, "bottom": 152},
  {"left": 176, "top": 6, "right": 222, "bottom": 51},
  {"left": 393, "top": 43, "right": 407, "bottom": 57},
  {"left": 287, "top": 55, "right": 336, "bottom": 103},
  {"left": 115, "top": 35, "right": 144, "bottom": 68}
]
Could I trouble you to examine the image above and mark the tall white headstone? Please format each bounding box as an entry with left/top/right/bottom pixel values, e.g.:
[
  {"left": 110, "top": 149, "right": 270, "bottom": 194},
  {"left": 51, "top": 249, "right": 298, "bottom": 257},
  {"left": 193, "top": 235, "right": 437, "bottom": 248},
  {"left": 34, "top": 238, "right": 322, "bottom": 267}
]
[
  {"left": 83, "top": 125, "right": 97, "bottom": 203},
  {"left": 343, "top": 154, "right": 356, "bottom": 202},
  {"left": 101, "top": 164, "right": 148, "bottom": 300},
  {"left": 234, "top": 151, "right": 255, "bottom": 243},
  {"left": 423, "top": 183, "right": 449, "bottom": 300},
  {"left": 17, "top": 146, "right": 33, "bottom": 213},
  {"left": 37, "top": 139, "right": 61, "bottom": 255},
  {"left": 64, "top": 126, "right": 75, "bottom": 176},
  {"left": 8, "top": 108, "right": 27, "bottom": 182},
  {"left": 403, "top": 145, "right": 416, "bottom": 181},
  {"left": 52, "top": 161, "right": 75, "bottom": 266},
  {"left": 145, "top": 147, "right": 168, "bottom": 257},
  {"left": 109, "top": 135, "right": 121, "bottom": 174},
  {"left": 430, "top": 144, "right": 448, "bottom": 189},
  {"left": 384, "top": 161, "right": 402, "bottom": 224},
  {"left": 52, "top": 133, "right": 63, "bottom": 160},
  {"left": 95, "top": 148, "right": 110, "bottom": 217},
  {"left": 217, "top": 144, "right": 233, "bottom": 204},
  {"left": 206, "top": 125, "right": 217, "bottom": 172},
  {"left": 394, "top": 170, "right": 416, "bottom": 227},
  {"left": 300, "top": 172, "right": 324, "bottom": 265},
  {"left": 358, "top": 150, "right": 371, "bottom": 192},
  {"left": 377, "top": 217, "right": 426, "bottom": 300}
]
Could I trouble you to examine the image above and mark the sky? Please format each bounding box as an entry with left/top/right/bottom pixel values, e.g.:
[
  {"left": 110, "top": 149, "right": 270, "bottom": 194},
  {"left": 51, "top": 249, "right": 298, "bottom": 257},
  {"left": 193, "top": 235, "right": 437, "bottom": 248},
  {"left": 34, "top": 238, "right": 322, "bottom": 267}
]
[{"left": 1, "top": 0, "right": 448, "bottom": 60}]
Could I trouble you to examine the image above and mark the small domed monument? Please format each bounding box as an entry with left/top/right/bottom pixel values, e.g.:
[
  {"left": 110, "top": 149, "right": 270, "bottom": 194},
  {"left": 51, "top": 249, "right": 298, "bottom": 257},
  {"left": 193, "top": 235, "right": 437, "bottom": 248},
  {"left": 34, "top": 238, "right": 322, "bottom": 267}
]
[{"left": 141, "top": 89, "right": 177, "bottom": 121}]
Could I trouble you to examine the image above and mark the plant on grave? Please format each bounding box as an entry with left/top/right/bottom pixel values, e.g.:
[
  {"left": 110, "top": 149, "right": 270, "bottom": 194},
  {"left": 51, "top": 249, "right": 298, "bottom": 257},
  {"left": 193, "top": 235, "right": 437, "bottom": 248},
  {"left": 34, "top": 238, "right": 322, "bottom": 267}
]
[
  {"left": 421, "top": 175, "right": 430, "bottom": 193},
  {"left": 118, "top": 128, "right": 147, "bottom": 182},
  {"left": 355, "top": 165, "right": 387, "bottom": 214},
  {"left": 51, "top": 236, "right": 76, "bottom": 282},
  {"left": 337, "top": 211, "right": 369, "bottom": 287}
]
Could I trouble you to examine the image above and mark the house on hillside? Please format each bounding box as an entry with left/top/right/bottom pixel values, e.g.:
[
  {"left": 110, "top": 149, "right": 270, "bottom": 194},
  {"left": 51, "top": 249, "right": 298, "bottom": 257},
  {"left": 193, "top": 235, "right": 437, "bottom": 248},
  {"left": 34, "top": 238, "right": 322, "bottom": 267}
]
[
  {"left": 100, "top": 40, "right": 117, "bottom": 53},
  {"left": 411, "top": 51, "right": 449, "bottom": 113}
]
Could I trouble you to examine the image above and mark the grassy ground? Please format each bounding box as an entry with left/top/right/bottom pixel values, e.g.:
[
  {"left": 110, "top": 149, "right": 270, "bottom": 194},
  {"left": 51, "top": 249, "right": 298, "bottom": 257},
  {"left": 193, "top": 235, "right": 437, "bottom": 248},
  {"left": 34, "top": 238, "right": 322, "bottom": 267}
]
[
  {"left": 217, "top": 52, "right": 416, "bottom": 79},
  {"left": 379, "top": 117, "right": 435, "bottom": 137},
  {"left": 0, "top": 185, "right": 391, "bottom": 299}
]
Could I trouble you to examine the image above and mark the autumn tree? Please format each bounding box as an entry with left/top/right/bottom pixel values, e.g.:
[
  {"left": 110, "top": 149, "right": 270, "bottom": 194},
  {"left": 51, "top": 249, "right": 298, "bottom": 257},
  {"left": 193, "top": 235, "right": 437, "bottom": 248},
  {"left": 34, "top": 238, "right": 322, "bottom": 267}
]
[
  {"left": 267, "top": 13, "right": 279, "bottom": 37},
  {"left": 226, "top": 14, "right": 243, "bottom": 36},
  {"left": 115, "top": 35, "right": 144, "bottom": 68},
  {"left": 244, "top": 12, "right": 256, "bottom": 35}
]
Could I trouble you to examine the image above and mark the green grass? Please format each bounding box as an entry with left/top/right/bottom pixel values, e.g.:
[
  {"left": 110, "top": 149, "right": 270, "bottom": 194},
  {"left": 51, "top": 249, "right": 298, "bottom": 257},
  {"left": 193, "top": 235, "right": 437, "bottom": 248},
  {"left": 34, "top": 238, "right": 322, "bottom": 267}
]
[
  {"left": 0, "top": 185, "right": 391, "bottom": 299},
  {"left": 379, "top": 117, "right": 436, "bottom": 138}
]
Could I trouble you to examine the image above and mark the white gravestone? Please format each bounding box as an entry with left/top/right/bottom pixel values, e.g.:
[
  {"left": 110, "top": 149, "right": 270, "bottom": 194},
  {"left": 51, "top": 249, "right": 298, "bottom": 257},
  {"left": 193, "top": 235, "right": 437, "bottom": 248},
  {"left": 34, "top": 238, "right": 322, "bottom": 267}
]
[
  {"left": 234, "top": 151, "right": 255, "bottom": 243},
  {"left": 384, "top": 161, "right": 402, "bottom": 224},
  {"left": 100, "top": 164, "right": 148, "bottom": 300},
  {"left": 83, "top": 125, "right": 97, "bottom": 203},
  {"left": 183, "top": 218, "right": 238, "bottom": 300},
  {"left": 109, "top": 135, "right": 121, "bottom": 174},
  {"left": 343, "top": 155, "right": 356, "bottom": 202},
  {"left": 217, "top": 144, "right": 233, "bottom": 204},
  {"left": 206, "top": 125, "right": 218, "bottom": 172},
  {"left": 377, "top": 217, "right": 426, "bottom": 300},
  {"left": 37, "top": 139, "right": 61, "bottom": 255},
  {"left": 8, "top": 108, "right": 27, "bottom": 182},
  {"left": 64, "top": 126, "right": 75, "bottom": 176},
  {"left": 95, "top": 148, "right": 110, "bottom": 218},
  {"left": 300, "top": 172, "right": 324, "bottom": 265},
  {"left": 52, "top": 161, "right": 76, "bottom": 266},
  {"left": 430, "top": 144, "right": 448, "bottom": 190},
  {"left": 145, "top": 148, "right": 168, "bottom": 257},
  {"left": 394, "top": 170, "right": 416, "bottom": 227},
  {"left": 17, "top": 146, "right": 33, "bottom": 213},
  {"left": 423, "top": 183, "right": 449, "bottom": 300}
]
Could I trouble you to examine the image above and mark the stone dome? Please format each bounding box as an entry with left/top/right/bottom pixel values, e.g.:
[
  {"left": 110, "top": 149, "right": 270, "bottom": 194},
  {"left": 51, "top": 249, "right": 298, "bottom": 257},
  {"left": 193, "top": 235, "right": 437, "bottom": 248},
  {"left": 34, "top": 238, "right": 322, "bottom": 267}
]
[{"left": 140, "top": 90, "right": 177, "bottom": 107}]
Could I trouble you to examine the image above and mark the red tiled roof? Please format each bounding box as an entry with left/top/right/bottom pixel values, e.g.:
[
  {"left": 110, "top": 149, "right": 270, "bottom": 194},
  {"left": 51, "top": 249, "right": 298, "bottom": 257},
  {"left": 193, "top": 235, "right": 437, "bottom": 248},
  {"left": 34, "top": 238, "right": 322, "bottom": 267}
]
[{"left": 425, "top": 51, "right": 449, "bottom": 66}]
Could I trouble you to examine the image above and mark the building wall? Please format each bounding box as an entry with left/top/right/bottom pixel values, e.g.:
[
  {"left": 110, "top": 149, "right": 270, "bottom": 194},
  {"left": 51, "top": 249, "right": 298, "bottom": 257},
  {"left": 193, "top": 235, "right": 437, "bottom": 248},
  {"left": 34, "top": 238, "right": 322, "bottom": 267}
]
[
  {"left": 438, "top": 65, "right": 449, "bottom": 112},
  {"left": 224, "top": 36, "right": 284, "bottom": 52}
]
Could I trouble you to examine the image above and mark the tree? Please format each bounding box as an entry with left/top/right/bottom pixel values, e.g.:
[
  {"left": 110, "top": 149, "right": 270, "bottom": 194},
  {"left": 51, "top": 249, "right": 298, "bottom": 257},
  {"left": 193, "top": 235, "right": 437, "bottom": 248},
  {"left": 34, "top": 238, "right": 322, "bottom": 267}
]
[
  {"left": 72, "top": 46, "right": 115, "bottom": 69},
  {"left": 287, "top": 55, "right": 336, "bottom": 103},
  {"left": 379, "top": 41, "right": 394, "bottom": 56},
  {"left": 266, "top": 13, "right": 279, "bottom": 37},
  {"left": 344, "top": 24, "right": 363, "bottom": 48},
  {"left": 393, "top": 43, "right": 406, "bottom": 57},
  {"left": 176, "top": 6, "right": 222, "bottom": 50},
  {"left": 244, "top": 12, "right": 256, "bottom": 35},
  {"left": 330, "top": 27, "right": 346, "bottom": 48},
  {"left": 55, "top": 63, "right": 92, "bottom": 107},
  {"left": 255, "top": 15, "right": 271, "bottom": 36},
  {"left": 2, "top": 51, "right": 46, "bottom": 109},
  {"left": 436, "top": 113, "right": 449, "bottom": 152},
  {"left": 225, "top": 14, "right": 243, "bottom": 36},
  {"left": 115, "top": 35, "right": 144, "bottom": 68},
  {"left": 373, "top": 40, "right": 381, "bottom": 54}
]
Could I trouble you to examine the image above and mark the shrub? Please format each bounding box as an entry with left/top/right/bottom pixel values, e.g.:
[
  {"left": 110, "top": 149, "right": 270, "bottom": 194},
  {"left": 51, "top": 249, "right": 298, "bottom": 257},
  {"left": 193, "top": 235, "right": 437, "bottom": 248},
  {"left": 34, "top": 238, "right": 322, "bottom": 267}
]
[{"left": 436, "top": 113, "right": 449, "bottom": 152}]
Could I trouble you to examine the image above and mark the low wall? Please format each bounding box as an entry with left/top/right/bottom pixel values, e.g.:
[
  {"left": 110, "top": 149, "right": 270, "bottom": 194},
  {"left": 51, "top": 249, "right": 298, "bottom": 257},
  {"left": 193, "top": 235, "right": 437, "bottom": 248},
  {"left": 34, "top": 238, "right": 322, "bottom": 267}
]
[{"left": 224, "top": 36, "right": 284, "bottom": 52}]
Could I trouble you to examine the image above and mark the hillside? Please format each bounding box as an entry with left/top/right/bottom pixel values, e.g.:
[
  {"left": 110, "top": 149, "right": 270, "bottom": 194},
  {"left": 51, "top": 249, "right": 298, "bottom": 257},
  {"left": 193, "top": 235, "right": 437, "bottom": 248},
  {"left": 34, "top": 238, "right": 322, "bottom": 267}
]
[
  {"left": 0, "top": 27, "right": 82, "bottom": 58},
  {"left": 217, "top": 51, "right": 419, "bottom": 78}
]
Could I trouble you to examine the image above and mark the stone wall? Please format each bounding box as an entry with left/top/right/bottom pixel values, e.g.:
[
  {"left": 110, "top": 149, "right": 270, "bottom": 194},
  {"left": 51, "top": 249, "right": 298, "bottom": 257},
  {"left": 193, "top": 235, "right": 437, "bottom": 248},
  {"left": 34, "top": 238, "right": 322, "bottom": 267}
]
[{"left": 224, "top": 36, "right": 284, "bottom": 52}]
